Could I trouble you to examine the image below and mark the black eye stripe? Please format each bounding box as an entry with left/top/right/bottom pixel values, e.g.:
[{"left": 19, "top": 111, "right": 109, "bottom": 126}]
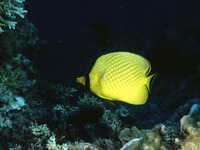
[{"left": 85, "top": 74, "right": 90, "bottom": 89}]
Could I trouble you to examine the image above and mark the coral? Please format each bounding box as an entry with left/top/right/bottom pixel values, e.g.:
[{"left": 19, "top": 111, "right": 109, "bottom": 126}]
[
  {"left": 0, "top": 113, "right": 12, "bottom": 129},
  {"left": 34, "top": 81, "right": 77, "bottom": 103},
  {"left": 0, "top": 10, "right": 46, "bottom": 61},
  {"left": 139, "top": 125, "right": 167, "bottom": 150},
  {"left": 0, "top": 82, "right": 16, "bottom": 104},
  {"left": 68, "top": 103, "right": 105, "bottom": 125},
  {"left": 46, "top": 134, "right": 101, "bottom": 150},
  {"left": 0, "top": 53, "right": 37, "bottom": 93},
  {"left": 53, "top": 84, "right": 77, "bottom": 100},
  {"left": 0, "top": 82, "right": 27, "bottom": 111},
  {"left": 0, "top": 0, "right": 27, "bottom": 33},
  {"left": 1, "top": 1, "right": 200, "bottom": 149},
  {"left": 102, "top": 109, "right": 122, "bottom": 133},
  {"left": 76, "top": 94, "right": 122, "bottom": 133},
  {"left": 9, "top": 96, "right": 25, "bottom": 110},
  {"left": 65, "top": 95, "right": 111, "bottom": 142},
  {"left": 118, "top": 126, "right": 149, "bottom": 145},
  {"left": 118, "top": 103, "right": 200, "bottom": 150},
  {"left": 77, "top": 93, "right": 122, "bottom": 133},
  {"left": 77, "top": 93, "right": 104, "bottom": 106},
  {"left": 0, "top": 68, "right": 31, "bottom": 91},
  {"left": 68, "top": 94, "right": 106, "bottom": 125},
  {"left": 176, "top": 104, "right": 200, "bottom": 150},
  {"left": 118, "top": 125, "right": 166, "bottom": 150},
  {"left": 46, "top": 134, "right": 68, "bottom": 150},
  {"left": 120, "top": 137, "right": 143, "bottom": 150},
  {"left": 115, "top": 105, "right": 130, "bottom": 117},
  {"left": 30, "top": 123, "right": 50, "bottom": 137}
]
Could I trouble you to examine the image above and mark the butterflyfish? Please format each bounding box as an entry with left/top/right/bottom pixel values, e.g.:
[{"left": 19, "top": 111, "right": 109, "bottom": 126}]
[{"left": 77, "top": 51, "right": 157, "bottom": 105}]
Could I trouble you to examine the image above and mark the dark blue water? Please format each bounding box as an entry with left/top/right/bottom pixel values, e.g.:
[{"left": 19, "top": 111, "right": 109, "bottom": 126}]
[{"left": 27, "top": 0, "right": 200, "bottom": 87}]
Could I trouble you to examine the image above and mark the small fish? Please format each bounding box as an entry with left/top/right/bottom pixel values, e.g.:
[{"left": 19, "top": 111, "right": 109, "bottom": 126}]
[{"left": 77, "top": 52, "right": 157, "bottom": 105}]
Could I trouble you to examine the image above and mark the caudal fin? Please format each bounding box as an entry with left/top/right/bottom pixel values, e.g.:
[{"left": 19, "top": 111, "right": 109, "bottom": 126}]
[{"left": 146, "top": 73, "right": 158, "bottom": 93}]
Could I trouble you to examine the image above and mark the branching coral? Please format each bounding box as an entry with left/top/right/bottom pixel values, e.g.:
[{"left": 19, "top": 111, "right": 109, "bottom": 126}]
[
  {"left": 0, "top": 0, "right": 27, "bottom": 33},
  {"left": 46, "top": 134, "right": 101, "bottom": 150},
  {"left": 103, "top": 110, "right": 122, "bottom": 133}
]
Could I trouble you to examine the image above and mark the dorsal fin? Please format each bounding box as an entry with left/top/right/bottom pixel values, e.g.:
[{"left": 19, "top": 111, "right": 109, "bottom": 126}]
[{"left": 140, "top": 56, "right": 151, "bottom": 76}]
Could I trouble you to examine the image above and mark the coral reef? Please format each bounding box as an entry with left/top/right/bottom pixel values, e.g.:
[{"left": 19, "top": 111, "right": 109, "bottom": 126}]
[
  {"left": 177, "top": 104, "right": 200, "bottom": 150},
  {"left": 118, "top": 126, "right": 149, "bottom": 146},
  {"left": 0, "top": 0, "right": 27, "bottom": 33},
  {"left": 0, "top": 75, "right": 123, "bottom": 149},
  {"left": 46, "top": 134, "right": 101, "bottom": 150},
  {"left": 118, "top": 102, "right": 200, "bottom": 150},
  {"left": 0, "top": 1, "right": 200, "bottom": 149}
]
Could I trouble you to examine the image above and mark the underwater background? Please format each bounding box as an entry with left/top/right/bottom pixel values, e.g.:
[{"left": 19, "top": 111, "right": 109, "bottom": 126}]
[{"left": 0, "top": 0, "right": 200, "bottom": 149}]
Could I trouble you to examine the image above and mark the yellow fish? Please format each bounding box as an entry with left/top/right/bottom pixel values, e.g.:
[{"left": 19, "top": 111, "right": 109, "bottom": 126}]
[{"left": 77, "top": 52, "right": 157, "bottom": 105}]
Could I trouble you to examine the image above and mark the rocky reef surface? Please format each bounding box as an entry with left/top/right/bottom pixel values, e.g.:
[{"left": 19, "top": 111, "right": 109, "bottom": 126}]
[{"left": 0, "top": 0, "right": 200, "bottom": 149}]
